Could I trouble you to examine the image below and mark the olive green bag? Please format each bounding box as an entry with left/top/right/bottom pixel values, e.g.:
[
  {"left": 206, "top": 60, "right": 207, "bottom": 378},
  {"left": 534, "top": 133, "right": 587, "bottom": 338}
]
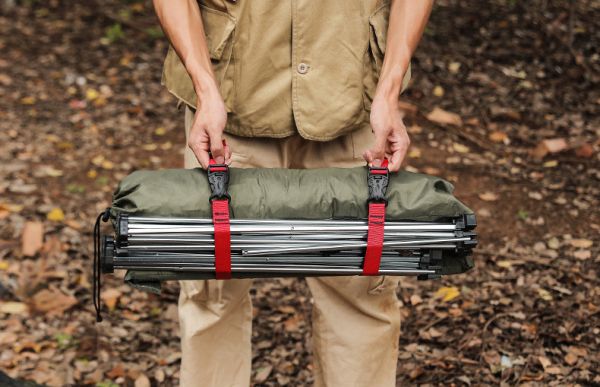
[{"left": 110, "top": 167, "right": 475, "bottom": 292}]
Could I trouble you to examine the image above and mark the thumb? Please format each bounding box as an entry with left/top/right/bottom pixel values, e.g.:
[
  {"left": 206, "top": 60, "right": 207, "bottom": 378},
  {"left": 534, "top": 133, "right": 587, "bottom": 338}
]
[
  {"left": 363, "top": 130, "right": 387, "bottom": 167},
  {"left": 208, "top": 130, "right": 225, "bottom": 164}
]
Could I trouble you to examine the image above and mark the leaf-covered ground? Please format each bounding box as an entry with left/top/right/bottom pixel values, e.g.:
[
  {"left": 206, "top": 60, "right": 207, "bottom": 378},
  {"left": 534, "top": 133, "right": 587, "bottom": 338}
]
[{"left": 0, "top": 1, "right": 598, "bottom": 386}]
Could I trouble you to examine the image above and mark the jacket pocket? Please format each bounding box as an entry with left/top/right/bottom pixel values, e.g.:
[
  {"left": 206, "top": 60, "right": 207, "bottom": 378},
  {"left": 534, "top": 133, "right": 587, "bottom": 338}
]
[
  {"left": 363, "top": 3, "right": 411, "bottom": 111},
  {"left": 161, "top": 5, "right": 236, "bottom": 111}
]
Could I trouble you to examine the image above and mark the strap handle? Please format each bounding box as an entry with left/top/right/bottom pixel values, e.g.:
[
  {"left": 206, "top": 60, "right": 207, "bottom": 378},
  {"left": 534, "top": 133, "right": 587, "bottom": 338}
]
[
  {"left": 362, "top": 159, "right": 389, "bottom": 276},
  {"left": 208, "top": 157, "right": 232, "bottom": 279}
]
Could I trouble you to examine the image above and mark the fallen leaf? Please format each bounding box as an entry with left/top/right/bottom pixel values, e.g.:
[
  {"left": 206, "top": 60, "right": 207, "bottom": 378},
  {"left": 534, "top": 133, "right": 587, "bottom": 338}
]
[
  {"left": 22, "top": 221, "right": 44, "bottom": 256},
  {"left": 564, "top": 352, "right": 578, "bottom": 366},
  {"left": 569, "top": 239, "right": 593, "bottom": 248},
  {"left": 573, "top": 250, "right": 591, "bottom": 260},
  {"left": 433, "top": 85, "right": 444, "bottom": 97},
  {"left": 575, "top": 143, "right": 594, "bottom": 158},
  {"left": 20, "top": 96, "right": 36, "bottom": 105},
  {"left": 101, "top": 288, "right": 122, "bottom": 311},
  {"left": 154, "top": 127, "right": 166, "bottom": 136},
  {"left": 0, "top": 261, "right": 8, "bottom": 270},
  {"left": 537, "top": 288, "right": 553, "bottom": 301},
  {"left": 453, "top": 143, "right": 470, "bottom": 153},
  {"left": 134, "top": 374, "right": 151, "bottom": 387},
  {"left": 398, "top": 101, "right": 418, "bottom": 116},
  {"left": 543, "top": 160, "right": 558, "bottom": 168},
  {"left": 255, "top": 365, "right": 273, "bottom": 383},
  {"left": 448, "top": 62, "right": 461, "bottom": 73},
  {"left": 85, "top": 88, "right": 99, "bottom": 101},
  {"left": 433, "top": 286, "right": 460, "bottom": 302},
  {"left": 410, "top": 294, "right": 422, "bottom": 305},
  {"left": 489, "top": 131, "right": 508, "bottom": 143},
  {"left": 31, "top": 288, "right": 77, "bottom": 315},
  {"left": 538, "top": 355, "right": 551, "bottom": 370},
  {"left": 47, "top": 208, "right": 65, "bottom": 222},
  {"left": 408, "top": 148, "right": 421, "bottom": 158},
  {"left": 479, "top": 192, "right": 499, "bottom": 201},
  {"left": 0, "top": 301, "right": 29, "bottom": 314},
  {"left": 531, "top": 138, "right": 568, "bottom": 159},
  {"left": 426, "top": 107, "right": 462, "bottom": 126}
]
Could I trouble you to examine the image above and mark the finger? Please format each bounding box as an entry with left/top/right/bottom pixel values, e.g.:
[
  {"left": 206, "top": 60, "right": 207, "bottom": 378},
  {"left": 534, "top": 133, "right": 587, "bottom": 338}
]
[
  {"left": 364, "top": 130, "right": 388, "bottom": 167},
  {"left": 223, "top": 139, "right": 232, "bottom": 165},
  {"left": 208, "top": 131, "right": 225, "bottom": 164},
  {"left": 191, "top": 142, "right": 210, "bottom": 169},
  {"left": 388, "top": 144, "right": 409, "bottom": 172}
]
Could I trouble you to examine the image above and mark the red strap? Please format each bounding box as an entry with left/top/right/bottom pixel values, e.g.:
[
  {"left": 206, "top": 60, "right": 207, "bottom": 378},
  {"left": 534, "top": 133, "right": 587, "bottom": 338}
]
[
  {"left": 211, "top": 199, "right": 231, "bottom": 279},
  {"left": 362, "top": 202, "right": 386, "bottom": 275}
]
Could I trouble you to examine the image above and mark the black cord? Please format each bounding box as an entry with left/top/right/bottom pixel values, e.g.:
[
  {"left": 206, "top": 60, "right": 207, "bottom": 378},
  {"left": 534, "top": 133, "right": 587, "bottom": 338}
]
[{"left": 93, "top": 208, "right": 111, "bottom": 322}]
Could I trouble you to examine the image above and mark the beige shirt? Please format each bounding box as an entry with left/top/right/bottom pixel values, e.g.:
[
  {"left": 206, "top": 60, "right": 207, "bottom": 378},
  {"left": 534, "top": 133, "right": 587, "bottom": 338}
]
[{"left": 162, "top": 0, "right": 410, "bottom": 141}]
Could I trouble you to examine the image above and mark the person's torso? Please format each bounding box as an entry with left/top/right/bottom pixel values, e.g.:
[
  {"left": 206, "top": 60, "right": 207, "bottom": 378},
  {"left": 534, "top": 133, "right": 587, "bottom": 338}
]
[{"left": 162, "top": 0, "right": 410, "bottom": 141}]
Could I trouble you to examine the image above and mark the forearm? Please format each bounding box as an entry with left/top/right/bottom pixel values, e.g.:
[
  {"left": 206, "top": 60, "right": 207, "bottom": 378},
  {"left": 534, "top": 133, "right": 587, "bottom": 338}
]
[
  {"left": 377, "top": 0, "right": 433, "bottom": 100},
  {"left": 153, "top": 0, "right": 217, "bottom": 95}
]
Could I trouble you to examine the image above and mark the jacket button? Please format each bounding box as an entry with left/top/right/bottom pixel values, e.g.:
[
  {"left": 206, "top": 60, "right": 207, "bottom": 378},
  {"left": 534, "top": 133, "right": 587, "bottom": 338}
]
[{"left": 297, "top": 63, "right": 309, "bottom": 74}]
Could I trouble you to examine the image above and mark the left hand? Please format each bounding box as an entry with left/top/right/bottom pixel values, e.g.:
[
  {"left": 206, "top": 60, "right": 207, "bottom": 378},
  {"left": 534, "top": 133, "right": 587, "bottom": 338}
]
[{"left": 363, "top": 93, "right": 410, "bottom": 172}]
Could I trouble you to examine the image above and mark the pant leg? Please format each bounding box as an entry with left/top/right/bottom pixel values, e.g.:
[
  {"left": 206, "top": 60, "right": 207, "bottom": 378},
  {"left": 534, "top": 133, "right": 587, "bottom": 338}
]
[
  {"left": 290, "top": 124, "right": 402, "bottom": 387},
  {"left": 179, "top": 108, "right": 276, "bottom": 387}
]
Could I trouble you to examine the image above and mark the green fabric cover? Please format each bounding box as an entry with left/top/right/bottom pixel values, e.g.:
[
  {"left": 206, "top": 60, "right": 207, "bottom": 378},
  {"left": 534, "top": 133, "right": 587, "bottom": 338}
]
[
  {"left": 110, "top": 167, "right": 475, "bottom": 291},
  {"left": 112, "top": 167, "right": 472, "bottom": 221}
]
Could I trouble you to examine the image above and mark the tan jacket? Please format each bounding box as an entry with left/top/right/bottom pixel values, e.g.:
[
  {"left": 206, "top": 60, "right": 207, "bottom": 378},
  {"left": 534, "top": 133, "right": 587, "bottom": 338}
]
[{"left": 162, "top": 0, "right": 410, "bottom": 141}]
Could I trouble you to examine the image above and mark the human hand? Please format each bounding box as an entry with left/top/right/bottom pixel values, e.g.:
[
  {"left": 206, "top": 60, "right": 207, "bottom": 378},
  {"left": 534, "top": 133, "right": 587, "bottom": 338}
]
[
  {"left": 188, "top": 86, "right": 231, "bottom": 168},
  {"left": 363, "top": 93, "right": 410, "bottom": 172}
]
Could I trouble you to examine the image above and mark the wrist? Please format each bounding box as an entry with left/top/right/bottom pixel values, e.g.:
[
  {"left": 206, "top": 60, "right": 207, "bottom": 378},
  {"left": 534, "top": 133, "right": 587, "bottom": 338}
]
[{"left": 376, "top": 60, "right": 410, "bottom": 103}]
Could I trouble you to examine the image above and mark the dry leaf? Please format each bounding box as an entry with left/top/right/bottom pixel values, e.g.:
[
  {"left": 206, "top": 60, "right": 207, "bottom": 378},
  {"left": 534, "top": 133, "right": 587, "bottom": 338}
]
[
  {"left": 0, "top": 301, "right": 29, "bottom": 314},
  {"left": 564, "top": 352, "right": 578, "bottom": 365},
  {"left": 433, "top": 85, "right": 444, "bottom": 97},
  {"left": 569, "top": 239, "right": 593, "bottom": 248},
  {"left": 531, "top": 138, "right": 568, "bottom": 159},
  {"left": 255, "top": 365, "right": 273, "bottom": 383},
  {"left": 575, "top": 143, "right": 594, "bottom": 158},
  {"left": 410, "top": 294, "right": 423, "bottom": 305},
  {"left": 573, "top": 250, "right": 591, "bottom": 260},
  {"left": 47, "top": 208, "right": 65, "bottom": 222},
  {"left": 101, "top": 288, "right": 122, "bottom": 311},
  {"left": 398, "top": 101, "right": 418, "bottom": 117},
  {"left": 538, "top": 355, "right": 551, "bottom": 370},
  {"left": 479, "top": 192, "right": 499, "bottom": 201},
  {"left": 426, "top": 107, "right": 462, "bottom": 126},
  {"left": 537, "top": 288, "right": 553, "bottom": 301},
  {"left": 453, "top": 143, "right": 470, "bottom": 153},
  {"left": 433, "top": 286, "right": 460, "bottom": 302},
  {"left": 85, "top": 88, "right": 99, "bottom": 101},
  {"left": 489, "top": 131, "right": 508, "bottom": 143},
  {"left": 22, "top": 221, "right": 44, "bottom": 256},
  {"left": 134, "top": 374, "right": 151, "bottom": 387},
  {"left": 32, "top": 288, "right": 77, "bottom": 315}
]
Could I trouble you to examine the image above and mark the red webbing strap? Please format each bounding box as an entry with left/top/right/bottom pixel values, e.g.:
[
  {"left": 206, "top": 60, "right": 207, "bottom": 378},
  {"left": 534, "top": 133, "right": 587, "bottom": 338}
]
[
  {"left": 362, "top": 202, "right": 386, "bottom": 275},
  {"left": 362, "top": 158, "right": 389, "bottom": 276},
  {"left": 209, "top": 152, "right": 232, "bottom": 279},
  {"left": 211, "top": 199, "right": 231, "bottom": 279}
]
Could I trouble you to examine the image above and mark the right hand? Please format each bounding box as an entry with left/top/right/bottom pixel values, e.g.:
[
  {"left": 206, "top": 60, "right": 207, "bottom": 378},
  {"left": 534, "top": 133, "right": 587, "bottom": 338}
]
[{"left": 188, "top": 86, "right": 231, "bottom": 168}]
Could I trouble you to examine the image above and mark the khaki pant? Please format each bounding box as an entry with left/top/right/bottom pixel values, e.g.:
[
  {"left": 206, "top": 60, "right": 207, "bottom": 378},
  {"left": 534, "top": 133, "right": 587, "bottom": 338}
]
[{"left": 180, "top": 108, "right": 401, "bottom": 387}]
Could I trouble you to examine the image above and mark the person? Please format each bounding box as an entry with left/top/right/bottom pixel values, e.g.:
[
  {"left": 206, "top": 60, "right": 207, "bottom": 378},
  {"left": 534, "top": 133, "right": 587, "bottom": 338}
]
[{"left": 153, "top": 1, "right": 433, "bottom": 385}]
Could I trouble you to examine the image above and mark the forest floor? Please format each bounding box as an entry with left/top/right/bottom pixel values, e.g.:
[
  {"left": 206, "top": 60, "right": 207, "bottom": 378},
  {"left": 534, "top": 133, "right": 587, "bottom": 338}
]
[{"left": 0, "top": 1, "right": 598, "bottom": 386}]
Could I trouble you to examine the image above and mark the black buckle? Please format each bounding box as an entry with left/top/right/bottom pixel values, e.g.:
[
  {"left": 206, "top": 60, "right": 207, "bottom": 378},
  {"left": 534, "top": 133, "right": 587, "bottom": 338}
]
[
  {"left": 367, "top": 165, "right": 389, "bottom": 204},
  {"left": 208, "top": 163, "right": 231, "bottom": 202}
]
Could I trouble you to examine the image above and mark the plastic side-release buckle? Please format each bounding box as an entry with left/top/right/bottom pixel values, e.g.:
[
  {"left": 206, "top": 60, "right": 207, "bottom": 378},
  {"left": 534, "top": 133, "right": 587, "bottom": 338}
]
[
  {"left": 207, "top": 158, "right": 231, "bottom": 202},
  {"left": 367, "top": 159, "right": 389, "bottom": 204}
]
